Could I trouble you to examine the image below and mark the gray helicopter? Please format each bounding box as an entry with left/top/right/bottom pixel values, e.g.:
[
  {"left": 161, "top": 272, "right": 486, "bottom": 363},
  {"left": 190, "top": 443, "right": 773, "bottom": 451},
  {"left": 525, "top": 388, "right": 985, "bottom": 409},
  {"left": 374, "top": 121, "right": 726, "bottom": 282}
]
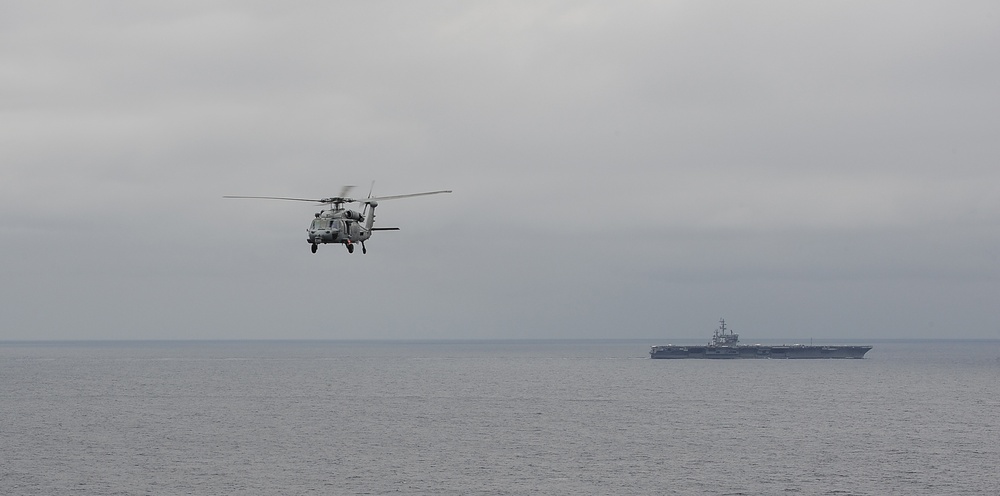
[{"left": 224, "top": 185, "right": 451, "bottom": 253}]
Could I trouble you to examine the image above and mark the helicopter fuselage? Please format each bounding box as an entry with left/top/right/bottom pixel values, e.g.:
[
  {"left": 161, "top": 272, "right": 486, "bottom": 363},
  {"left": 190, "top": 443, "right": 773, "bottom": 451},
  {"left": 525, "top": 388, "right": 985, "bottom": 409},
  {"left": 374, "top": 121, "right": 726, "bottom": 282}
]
[{"left": 308, "top": 208, "right": 373, "bottom": 252}]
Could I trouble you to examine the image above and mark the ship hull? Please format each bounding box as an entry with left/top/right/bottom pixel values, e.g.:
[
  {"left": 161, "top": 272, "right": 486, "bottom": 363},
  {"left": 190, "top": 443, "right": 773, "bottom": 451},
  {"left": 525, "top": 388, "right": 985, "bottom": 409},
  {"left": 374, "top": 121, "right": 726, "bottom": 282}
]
[{"left": 649, "top": 345, "right": 872, "bottom": 359}]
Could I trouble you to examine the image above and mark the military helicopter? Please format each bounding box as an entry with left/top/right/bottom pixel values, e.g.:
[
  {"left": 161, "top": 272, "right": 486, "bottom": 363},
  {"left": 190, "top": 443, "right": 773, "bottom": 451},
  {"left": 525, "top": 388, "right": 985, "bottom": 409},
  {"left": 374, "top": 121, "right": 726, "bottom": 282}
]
[{"left": 224, "top": 185, "right": 451, "bottom": 254}]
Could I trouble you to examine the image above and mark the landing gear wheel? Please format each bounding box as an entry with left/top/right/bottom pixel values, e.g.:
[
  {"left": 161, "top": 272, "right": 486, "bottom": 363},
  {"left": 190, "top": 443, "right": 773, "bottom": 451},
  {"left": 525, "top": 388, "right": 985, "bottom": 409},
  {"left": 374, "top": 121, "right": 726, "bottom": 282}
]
[
  {"left": 346, "top": 244, "right": 355, "bottom": 254},
  {"left": 311, "top": 243, "right": 318, "bottom": 253}
]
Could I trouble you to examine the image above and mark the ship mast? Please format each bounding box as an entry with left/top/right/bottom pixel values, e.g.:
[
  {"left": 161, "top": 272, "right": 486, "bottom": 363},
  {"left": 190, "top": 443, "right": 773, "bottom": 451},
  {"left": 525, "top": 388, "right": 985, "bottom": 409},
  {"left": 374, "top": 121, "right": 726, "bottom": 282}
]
[{"left": 711, "top": 318, "right": 740, "bottom": 347}]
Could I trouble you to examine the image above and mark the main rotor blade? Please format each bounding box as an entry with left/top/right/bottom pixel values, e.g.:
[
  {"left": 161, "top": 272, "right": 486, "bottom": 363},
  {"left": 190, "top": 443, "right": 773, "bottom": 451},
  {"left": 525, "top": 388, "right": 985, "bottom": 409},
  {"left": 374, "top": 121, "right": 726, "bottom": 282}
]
[
  {"left": 223, "top": 195, "right": 325, "bottom": 203},
  {"left": 359, "top": 190, "right": 452, "bottom": 204},
  {"left": 225, "top": 188, "right": 451, "bottom": 205}
]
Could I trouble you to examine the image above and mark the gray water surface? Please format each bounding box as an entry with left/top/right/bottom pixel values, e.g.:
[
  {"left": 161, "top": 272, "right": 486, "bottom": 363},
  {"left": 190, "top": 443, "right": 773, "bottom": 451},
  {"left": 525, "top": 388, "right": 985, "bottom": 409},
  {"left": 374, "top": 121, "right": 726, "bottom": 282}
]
[{"left": 2, "top": 340, "right": 998, "bottom": 495}]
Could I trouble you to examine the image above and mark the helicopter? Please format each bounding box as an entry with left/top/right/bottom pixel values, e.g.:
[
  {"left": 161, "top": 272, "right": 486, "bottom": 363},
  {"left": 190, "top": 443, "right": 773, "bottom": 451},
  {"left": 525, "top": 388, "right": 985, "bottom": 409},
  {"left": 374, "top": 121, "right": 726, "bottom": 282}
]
[{"left": 223, "top": 185, "right": 451, "bottom": 254}]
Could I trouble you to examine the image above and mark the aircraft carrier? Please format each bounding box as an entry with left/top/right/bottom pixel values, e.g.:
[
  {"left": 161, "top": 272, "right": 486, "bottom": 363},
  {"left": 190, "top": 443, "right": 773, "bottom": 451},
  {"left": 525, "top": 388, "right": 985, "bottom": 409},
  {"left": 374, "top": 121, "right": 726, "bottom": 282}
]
[{"left": 650, "top": 319, "right": 872, "bottom": 359}]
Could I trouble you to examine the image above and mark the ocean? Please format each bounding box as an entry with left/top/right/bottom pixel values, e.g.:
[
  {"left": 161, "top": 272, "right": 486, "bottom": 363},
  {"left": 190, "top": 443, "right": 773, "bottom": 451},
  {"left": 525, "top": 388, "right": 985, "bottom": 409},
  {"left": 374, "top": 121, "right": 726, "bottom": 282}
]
[{"left": 2, "top": 340, "right": 998, "bottom": 495}]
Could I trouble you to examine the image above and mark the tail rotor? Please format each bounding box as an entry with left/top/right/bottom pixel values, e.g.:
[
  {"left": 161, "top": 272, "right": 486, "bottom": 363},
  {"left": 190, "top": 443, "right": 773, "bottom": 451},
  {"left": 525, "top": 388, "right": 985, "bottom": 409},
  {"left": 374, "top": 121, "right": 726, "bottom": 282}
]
[{"left": 362, "top": 181, "right": 375, "bottom": 219}]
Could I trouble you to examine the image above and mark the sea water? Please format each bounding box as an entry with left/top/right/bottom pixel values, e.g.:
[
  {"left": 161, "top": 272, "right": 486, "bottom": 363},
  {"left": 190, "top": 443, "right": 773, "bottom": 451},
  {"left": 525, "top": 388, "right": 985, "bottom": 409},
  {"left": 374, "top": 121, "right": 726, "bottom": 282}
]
[{"left": 1, "top": 340, "right": 998, "bottom": 495}]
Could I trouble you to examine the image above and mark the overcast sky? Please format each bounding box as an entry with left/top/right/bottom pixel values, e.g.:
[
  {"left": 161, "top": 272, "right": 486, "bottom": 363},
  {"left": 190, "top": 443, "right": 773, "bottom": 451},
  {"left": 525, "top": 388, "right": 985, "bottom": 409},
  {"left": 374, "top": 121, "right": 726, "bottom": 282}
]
[{"left": 2, "top": 1, "right": 998, "bottom": 341}]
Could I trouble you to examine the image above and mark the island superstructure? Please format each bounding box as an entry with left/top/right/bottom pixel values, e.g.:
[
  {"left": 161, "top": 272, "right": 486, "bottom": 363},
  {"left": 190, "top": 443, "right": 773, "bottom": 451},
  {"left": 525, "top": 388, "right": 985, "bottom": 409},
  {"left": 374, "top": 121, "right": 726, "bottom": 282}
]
[{"left": 650, "top": 319, "right": 872, "bottom": 359}]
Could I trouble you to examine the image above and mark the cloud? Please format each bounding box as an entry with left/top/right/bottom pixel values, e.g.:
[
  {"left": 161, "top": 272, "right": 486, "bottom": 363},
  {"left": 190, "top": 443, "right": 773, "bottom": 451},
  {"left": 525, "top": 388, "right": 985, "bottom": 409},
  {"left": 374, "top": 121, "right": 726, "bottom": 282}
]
[{"left": 2, "top": 1, "right": 999, "bottom": 340}]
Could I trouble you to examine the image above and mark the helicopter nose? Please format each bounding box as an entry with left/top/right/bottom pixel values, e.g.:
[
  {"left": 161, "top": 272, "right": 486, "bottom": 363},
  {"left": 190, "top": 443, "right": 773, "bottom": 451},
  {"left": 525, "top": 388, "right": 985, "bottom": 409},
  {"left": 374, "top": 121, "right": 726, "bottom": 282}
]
[{"left": 309, "top": 228, "right": 337, "bottom": 243}]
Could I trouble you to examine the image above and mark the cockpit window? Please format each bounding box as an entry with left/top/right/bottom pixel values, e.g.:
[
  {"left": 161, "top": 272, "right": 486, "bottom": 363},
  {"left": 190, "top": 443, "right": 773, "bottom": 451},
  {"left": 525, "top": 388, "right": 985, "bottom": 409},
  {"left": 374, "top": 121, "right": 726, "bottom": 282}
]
[{"left": 310, "top": 219, "right": 339, "bottom": 230}]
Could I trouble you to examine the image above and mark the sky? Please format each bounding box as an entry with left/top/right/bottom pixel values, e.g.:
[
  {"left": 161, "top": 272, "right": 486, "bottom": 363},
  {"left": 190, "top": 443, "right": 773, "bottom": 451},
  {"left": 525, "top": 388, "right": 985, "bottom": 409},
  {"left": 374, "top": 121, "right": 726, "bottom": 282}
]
[{"left": 2, "top": 1, "right": 998, "bottom": 341}]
